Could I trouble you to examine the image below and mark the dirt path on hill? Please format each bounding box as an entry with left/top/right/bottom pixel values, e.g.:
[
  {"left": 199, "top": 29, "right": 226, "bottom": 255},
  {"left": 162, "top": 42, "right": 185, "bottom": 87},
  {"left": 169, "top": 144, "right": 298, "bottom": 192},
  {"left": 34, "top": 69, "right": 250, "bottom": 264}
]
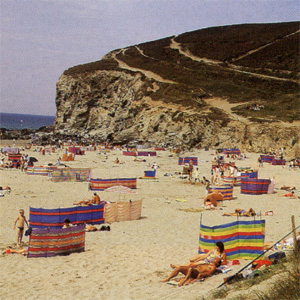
[
  {"left": 204, "top": 97, "right": 251, "bottom": 124},
  {"left": 169, "top": 37, "right": 299, "bottom": 83},
  {"left": 112, "top": 50, "right": 176, "bottom": 84}
]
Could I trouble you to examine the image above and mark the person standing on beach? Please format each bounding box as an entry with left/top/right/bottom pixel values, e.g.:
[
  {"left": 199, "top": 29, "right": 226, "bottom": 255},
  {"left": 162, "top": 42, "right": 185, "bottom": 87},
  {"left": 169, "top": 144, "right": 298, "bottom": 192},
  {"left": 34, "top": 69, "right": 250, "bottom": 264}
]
[{"left": 13, "top": 209, "right": 29, "bottom": 247}]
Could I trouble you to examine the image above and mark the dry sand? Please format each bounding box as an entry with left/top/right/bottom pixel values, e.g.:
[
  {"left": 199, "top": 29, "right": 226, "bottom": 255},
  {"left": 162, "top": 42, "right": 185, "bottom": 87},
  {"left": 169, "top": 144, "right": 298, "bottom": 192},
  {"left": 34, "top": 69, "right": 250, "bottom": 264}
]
[{"left": 0, "top": 144, "right": 299, "bottom": 300}]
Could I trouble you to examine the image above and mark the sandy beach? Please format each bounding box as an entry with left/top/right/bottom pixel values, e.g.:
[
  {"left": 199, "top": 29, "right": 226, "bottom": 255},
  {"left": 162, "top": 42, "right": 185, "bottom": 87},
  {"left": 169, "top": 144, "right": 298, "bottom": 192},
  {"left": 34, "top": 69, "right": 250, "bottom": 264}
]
[{"left": 0, "top": 144, "right": 299, "bottom": 300}]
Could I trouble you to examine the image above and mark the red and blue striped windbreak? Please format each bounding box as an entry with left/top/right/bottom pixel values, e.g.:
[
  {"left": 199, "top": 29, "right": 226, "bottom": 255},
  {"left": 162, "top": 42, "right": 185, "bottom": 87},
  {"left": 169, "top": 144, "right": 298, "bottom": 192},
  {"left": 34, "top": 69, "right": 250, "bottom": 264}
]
[
  {"left": 137, "top": 151, "right": 157, "bottom": 156},
  {"left": 271, "top": 159, "right": 286, "bottom": 165},
  {"left": 89, "top": 178, "right": 137, "bottom": 190},
  {"left": 178, "top": 157, "right": 198, "bottom": 166},
  {"left": 199, "top": 219, "right": 265, "bottom": 260},
  {"left": 28, "top": 224, "right": 85, "bottom": 258},
  {"left": 29, "top": 205, "right": 104, "bottom": 228},
  {"left": 241, "top": 178, "right": 270, "bottom": 195},
  {"left": 260, "top": 155, "right": 274, "bottom": 163}
]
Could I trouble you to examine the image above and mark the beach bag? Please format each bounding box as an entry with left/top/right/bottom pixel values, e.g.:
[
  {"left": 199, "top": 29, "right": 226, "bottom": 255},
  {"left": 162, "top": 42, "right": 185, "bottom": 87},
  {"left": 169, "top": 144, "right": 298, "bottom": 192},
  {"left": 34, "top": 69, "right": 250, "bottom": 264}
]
[
  {"left": 25, "top": 227, "right": 32, "bottom": 236},
  {"left": 268, "top": 252, "right": 286, "bottom": 264}
]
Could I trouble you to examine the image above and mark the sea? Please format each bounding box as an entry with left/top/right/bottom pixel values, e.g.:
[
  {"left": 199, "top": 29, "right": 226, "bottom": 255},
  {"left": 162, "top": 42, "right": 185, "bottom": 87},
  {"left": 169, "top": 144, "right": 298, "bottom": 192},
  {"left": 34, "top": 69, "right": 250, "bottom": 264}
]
[{"left": 0, "top": 112, "right": 55, "bottom": 130}]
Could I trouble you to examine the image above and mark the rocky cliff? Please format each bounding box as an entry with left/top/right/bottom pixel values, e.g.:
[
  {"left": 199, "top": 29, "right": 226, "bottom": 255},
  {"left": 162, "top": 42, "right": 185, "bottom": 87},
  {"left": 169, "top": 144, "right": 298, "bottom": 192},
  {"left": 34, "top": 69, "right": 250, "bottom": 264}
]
[{"left": 54, "top": 22, "right": 300, "bottom": 156}]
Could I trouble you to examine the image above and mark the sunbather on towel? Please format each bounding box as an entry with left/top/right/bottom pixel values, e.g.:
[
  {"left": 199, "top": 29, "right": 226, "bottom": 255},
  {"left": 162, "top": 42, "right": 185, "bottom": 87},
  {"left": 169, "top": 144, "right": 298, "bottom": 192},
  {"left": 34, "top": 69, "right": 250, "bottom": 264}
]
[
  {"left": 2, "top": 247, "right": 28, "bottom": 256},
  {"left": 161, "top": 257, "right": 221, "bottom": 286},
  {"left": 278, "top": 191, "right": 298, "bottom": 199},
  {"left": 222, "top": 208, "right": 256, "bottom": 217}
]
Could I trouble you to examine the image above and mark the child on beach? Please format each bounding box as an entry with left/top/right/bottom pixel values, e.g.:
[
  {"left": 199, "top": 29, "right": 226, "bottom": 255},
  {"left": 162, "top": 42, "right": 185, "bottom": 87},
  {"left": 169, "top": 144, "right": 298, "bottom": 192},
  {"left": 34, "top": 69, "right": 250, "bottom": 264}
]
[{"left": 13, "top": 209, "right": 29, "bottom": 247}]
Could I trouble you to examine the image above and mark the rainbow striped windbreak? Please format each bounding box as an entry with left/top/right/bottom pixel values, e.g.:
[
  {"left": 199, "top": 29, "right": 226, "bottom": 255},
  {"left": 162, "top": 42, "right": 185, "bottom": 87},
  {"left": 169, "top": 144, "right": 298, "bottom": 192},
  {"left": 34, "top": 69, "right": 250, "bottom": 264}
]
[
  {"left": 199, "top": 220, "right": 265, "bottom": 260},
  {"left": 27, "top": 224, "right": 85, "bottom": 258},
  {"left": 26, "top": 166, "right": 58, "bottom": 176},
  {"left": 29, "top": 205, "right": 104, "bottom": 228}
]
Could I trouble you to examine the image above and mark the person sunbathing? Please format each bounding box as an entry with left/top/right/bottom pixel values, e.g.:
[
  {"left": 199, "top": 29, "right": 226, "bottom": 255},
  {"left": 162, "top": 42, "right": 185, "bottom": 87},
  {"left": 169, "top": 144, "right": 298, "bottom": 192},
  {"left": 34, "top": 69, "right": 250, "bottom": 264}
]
[
  {"left": 3, "top": 247, "right": 28, "bottom": 256},
  {"left": 189, "top": 241, "right": 227, "bottom": 265},
  {"left": 223, "top": 208, "right": 256, "bottom": 217},
  {"left": 278, "top": 191, "right": 298, "bottom": 199},
  {"left": 161, "top": 257, "right": 221, "bottom": 286}
]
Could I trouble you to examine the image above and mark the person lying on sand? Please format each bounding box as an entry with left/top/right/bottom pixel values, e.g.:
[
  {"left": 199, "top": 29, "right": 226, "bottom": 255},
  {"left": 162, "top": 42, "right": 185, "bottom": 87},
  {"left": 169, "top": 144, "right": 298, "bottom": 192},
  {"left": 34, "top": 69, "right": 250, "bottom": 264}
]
[
  {"left": 3, "top": 247, "right": 28, "bottom": 256},
  {"left": 86, "top": 225, "right": 110, "bottom": 232},
  {"left": 161, "top": 257, "right": 221, "bottom": 286},
  {"left": 222, "top": 208, "right": 256, "bottom": 217},
  {"left": 280, "top": 186, "right": 296, "bottom": 191},
  {"left": 278, "top": 191, "right": 298, "bottom": 199}
]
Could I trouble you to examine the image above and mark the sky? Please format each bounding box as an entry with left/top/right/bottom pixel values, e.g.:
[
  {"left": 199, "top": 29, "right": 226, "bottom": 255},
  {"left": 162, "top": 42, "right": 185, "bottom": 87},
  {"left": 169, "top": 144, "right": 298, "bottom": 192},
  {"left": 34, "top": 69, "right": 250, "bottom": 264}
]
[{"left": 0, "top": 0, "right": 299, "bottom": 116}]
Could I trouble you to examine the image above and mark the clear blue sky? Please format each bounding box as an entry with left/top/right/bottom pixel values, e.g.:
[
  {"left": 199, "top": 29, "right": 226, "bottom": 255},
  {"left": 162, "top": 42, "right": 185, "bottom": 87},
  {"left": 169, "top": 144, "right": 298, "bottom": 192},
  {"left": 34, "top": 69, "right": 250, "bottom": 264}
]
[{"left": 0, "top": 0, "right": 299, "bottom": 116}]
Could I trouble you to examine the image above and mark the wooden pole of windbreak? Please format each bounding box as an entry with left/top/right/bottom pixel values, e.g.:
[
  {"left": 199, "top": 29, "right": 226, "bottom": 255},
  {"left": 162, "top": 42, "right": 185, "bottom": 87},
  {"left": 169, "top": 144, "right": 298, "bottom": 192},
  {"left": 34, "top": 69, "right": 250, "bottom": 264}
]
[{"left": 292, "top": 215, "right": 297, "bottom": 248}]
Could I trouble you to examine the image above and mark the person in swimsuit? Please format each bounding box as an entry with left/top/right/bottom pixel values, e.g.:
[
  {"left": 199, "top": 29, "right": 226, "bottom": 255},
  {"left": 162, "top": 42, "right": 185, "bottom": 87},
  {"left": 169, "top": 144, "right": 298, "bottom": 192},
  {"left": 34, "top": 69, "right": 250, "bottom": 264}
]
[
  {"left": 13, "top": 209, "right": 29, "bottom": 247},
  {"left": 3, "top": 247, "right": 28, "bottom": 256},
  {"left": 189, "top": 241, "right": 227, "bottom": 265},
  {"left": 161, "top": 258, "right": 221, "bottom": 286},
  {"left": 222, "top": 208, "right": 256, "bottom": 217}
]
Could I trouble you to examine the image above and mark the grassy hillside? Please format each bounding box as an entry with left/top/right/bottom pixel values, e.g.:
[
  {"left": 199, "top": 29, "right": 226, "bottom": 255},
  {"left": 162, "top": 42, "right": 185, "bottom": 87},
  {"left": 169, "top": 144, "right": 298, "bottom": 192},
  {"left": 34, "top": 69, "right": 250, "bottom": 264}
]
[{"left": 62, "top": 22, "right": 300, "bottom": 122}]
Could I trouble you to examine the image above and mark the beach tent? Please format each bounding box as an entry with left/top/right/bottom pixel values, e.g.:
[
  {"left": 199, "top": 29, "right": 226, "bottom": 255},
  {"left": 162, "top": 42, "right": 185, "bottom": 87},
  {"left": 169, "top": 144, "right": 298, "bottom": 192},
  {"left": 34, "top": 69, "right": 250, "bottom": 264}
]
[
  {"left": 209, "top": 185, "right": 233, "bottom": 200},
  {"left": 260, "top": 155, "right": 275, "bottom": 163},
  {"left": 178, "top": 157, "right": 198, "bottom": 166},
  {"left": 199, "top": 219, "right": 265, "bottom": 260},
  {"left": 271, "top": 159, "right": 286, "bottom": 165},
  {"left": 143, "top": 170, "right": 156, "bottom": 179},
  {"left": 241, "top": 178, "right": 270, "bottom": 195},
  {"left": 89, "top": 178, "right": 137, "bottom": 191},
  {"left": 51, "top": 168, "right": 91, "bottom": 182},
  {"left": 137, "top": 151, "right": 156, "bottom": 156},
  {"left": 26, "top": 166, "right": 58, "bottom": 176},
  {"left": 29, "top": 204, "right": 104, "bottom": 228},
  {"left": 27, "top": 224, "right": 85, "bottom": 258},
  {"left": 104, "top": 200, "right": 142, "bottom": 223}
]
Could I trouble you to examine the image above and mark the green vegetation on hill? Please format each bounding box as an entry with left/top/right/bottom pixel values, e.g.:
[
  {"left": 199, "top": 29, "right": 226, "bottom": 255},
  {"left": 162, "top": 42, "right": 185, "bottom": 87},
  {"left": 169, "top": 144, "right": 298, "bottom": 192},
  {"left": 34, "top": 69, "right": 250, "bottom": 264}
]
[{"left": 61, "top": 22, "right": 300, "bottom": 123}]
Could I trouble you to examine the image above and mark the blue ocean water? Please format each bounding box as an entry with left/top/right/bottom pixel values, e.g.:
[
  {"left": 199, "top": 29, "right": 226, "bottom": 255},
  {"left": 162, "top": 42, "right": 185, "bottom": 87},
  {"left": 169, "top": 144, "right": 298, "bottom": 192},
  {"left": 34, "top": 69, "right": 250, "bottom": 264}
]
[{"left": 0, "top": 113, "right": 55, "bottom": 130}]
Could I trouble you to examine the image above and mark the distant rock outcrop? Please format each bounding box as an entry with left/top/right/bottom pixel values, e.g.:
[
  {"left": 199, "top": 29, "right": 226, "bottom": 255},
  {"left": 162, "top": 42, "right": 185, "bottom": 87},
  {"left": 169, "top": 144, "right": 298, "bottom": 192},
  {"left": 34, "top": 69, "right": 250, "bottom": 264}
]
[{"left": 54, "top": 22, "right": 300, "bottom": 156}]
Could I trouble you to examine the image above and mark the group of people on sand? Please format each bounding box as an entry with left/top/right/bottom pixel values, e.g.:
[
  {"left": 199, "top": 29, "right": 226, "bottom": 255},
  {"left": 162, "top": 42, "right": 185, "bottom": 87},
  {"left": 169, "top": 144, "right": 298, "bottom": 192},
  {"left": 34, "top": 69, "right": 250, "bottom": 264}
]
[{"left": 162, "top": 242, "right": 226, "bottom": 286}]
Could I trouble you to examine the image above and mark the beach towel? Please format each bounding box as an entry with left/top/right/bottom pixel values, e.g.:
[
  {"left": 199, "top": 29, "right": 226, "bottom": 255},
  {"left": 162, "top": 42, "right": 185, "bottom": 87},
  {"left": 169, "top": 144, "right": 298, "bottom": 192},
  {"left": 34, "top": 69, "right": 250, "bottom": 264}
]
[
  {"left": 199, "top": 220, "right": 265, "bottom": 260},
  {"left": 29, "top": 204, "right": 104, "bottom": 228},
  {"left": 27, "top": 224, "right": 85, "bottom": 258}
]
